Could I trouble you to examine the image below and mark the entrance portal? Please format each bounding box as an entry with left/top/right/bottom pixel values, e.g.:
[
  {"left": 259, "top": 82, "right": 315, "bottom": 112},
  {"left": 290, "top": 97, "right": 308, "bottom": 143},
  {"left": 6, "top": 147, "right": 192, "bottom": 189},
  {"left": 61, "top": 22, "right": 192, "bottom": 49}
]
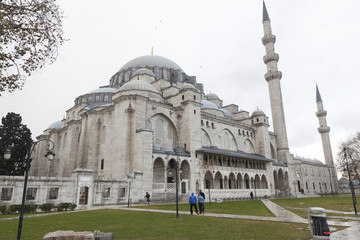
[{"left": 79, "top": 186, "right": 89, "bottom": 205}]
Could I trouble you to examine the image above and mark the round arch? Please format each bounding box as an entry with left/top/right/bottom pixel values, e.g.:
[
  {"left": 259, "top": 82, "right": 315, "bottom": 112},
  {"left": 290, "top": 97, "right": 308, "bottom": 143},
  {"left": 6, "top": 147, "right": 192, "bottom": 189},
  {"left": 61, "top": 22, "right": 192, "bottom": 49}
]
[
  {"left": 214, "top": 171, "right": 223, "bottom": 189},
  {"left": 229, "top": 172, "right": 236, "bottom": 189},
  {"left": 201, "top": 129, "right": 212, "bottom": 147},
  {"left": 204, "top": 171, "right": 213, "bottom": 189}
]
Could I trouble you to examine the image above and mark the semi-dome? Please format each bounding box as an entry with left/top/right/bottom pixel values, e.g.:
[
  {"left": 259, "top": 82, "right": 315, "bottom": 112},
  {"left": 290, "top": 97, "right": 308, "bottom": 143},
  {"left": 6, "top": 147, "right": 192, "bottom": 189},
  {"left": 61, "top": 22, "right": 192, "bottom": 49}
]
[
  {"left": 132, "top": 68, "right": 155, "bottom": 78},
  {"left": 88, "top": 87, "right": 118, "bottom": 94},
  {"left": 252, "top": 108, "right": 265, "bottom": 117},
  {"left": 47, "top": 121, "right": 62, "bottom": 130},
  {"left": 220, "top": 108, "right": 232, "bottom": 118},
  {"left": 180, "top": 83, "right": 196, "bottom": 90},
  {"left": 120, "top": 55, "right": 183, "bottom": 72},
  {"left": 119, "top": 80, "right": 158, "bottom": 93},
  {"left": 206, "top": 93, "right": 220, "bottom": 100},
  {"left": 201, "top": 100, "right": 219, "bottom": 110}
]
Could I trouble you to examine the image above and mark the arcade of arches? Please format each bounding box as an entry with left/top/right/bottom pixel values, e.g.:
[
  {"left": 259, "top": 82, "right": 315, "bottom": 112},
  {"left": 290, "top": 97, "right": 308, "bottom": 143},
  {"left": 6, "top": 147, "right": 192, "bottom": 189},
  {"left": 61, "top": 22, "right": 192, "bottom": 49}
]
[{"left": 200, "top": 152, "right": 270, "bottom": 191}]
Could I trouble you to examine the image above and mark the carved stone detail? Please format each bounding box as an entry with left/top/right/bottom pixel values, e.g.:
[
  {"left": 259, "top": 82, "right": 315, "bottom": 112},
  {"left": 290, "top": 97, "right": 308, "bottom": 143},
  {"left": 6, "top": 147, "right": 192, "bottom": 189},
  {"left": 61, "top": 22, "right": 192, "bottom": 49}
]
[
  {"left": 263, "top": 53, "right": 279, "bottom": 64},
  {"left": 265, "top": 71, "right": 282, "bottom": 81},
  {"left": 318, "top": 126, "right": 330, "bottom": 133},
  {"left": 262, "top": 34, "right": 276, "bottom": 45},
  {"left": 316, "top": 110, "right": 327, "bottom": 117},
  {"left": 125, "top": 103, "right": 135, "bottom": 114}
]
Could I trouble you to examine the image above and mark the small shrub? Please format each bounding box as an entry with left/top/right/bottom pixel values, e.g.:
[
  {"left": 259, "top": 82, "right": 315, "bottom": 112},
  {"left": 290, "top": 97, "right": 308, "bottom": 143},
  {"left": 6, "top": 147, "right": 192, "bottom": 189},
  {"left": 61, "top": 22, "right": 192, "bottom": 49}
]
[
  {"left": 70, "top": 203, "right": 77, "bottom": 211},
  {"left": 39, "top": 203, "right": 55, "bottom": 212},
  {"left": 0, "top": 205, "right": 8, "bottom": 215},
  {"left": 56, "top": 202, "right": 77, "bottom": 212},
  {"left": 23, "top": 204, "right": 38, "bottom": 213},
  {"left": 55, "top": 203, "right": 64, "bottom": 212},
  {"left": 9, "top": 204, "right": 21, "bottom": 213}
]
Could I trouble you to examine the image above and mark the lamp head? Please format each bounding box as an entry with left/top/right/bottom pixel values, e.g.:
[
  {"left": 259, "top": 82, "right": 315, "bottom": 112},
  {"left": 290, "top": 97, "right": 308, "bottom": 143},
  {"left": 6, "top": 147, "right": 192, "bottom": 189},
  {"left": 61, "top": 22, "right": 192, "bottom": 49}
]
[
  {"left": 45, "top": 150, "right": 55, "bottom": 161},
  {"left": 3, "top": 149, "right": 11, "bottom": 160}
]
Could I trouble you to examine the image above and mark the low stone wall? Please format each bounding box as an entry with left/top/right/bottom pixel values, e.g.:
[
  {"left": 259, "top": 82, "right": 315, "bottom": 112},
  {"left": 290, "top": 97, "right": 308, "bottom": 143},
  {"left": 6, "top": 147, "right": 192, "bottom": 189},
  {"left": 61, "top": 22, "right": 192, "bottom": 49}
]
[{"left": 43, "top": 230, "right": 113, "bottom": 240}]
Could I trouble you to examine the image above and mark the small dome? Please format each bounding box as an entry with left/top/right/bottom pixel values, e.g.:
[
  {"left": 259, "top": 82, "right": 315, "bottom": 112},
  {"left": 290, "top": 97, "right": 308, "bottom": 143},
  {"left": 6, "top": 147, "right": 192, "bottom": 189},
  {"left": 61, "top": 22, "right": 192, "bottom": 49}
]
[
  {"left": 206, "top": 93, "right": 220, "bottom": 100},
  {"left": 252, "top": 108, "right": 265, "bottom": 117},
  {"left": 88, "top": 87, "right": 118, "bottom": 94},
  {"left": 201, "top": 100, "right": 219, "bottom": 110},
  {"left": 220, "top": 108, "right": 232, "bottom": 118},
  {"left": 47, "top": 121, "right": 62, "bottom": 130},
  {"left": 132, "top": 68, "right": 155, "bottom": 78},
  {"left": 120, "top": 55, "right": 183, "bottom": 72},
  {"left": 119, "top": 80, "right": 158, "bottom": 93},
  {"left": 180, "top": 83, "right": 196, "bottom": 90}
]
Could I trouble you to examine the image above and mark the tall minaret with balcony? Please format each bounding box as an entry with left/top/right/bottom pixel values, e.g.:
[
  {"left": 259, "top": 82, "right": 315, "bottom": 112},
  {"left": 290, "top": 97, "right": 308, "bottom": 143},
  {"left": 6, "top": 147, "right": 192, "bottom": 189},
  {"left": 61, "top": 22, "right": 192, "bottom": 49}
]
[
  {"left": 262, "top": 2, "right": 291, "bottom": 163},
  {"left": 316, "top": 85, "right": 339, "bottom": 192}
]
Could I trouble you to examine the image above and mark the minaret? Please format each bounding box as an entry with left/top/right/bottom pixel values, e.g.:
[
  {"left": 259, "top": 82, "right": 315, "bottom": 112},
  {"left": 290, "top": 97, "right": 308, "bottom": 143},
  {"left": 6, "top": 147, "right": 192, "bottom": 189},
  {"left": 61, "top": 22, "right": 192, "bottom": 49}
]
[
  {"left": 262, "top": 1, "right": 291, "bottom": 163},
  {"left": 316, "top": 85, "right": 339, "bottom": 193}
]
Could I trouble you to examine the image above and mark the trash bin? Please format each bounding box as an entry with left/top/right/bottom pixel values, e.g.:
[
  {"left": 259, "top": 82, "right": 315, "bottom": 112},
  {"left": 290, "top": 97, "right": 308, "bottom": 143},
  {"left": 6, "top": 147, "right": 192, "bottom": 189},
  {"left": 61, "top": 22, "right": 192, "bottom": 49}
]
[{"left": 308, "top": 207, "right": 330, "bottom": 239}]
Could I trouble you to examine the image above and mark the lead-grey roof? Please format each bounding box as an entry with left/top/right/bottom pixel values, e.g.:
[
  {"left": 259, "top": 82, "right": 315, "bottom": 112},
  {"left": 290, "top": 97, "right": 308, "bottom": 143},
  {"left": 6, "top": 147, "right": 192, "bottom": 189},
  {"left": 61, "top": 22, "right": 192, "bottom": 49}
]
[
  {"left": 120, "top": 55, "right": 183, "bottom": 72},
  {"left": 132, "top": 68, "right": 155, "bottom": 78},
  {"left": 47, "top": 120, "right": 62, "bottom": 130},
  {"left": 294, "top": 156, "right": 325, "bottom": 166},
  {"left": 206, "top": 93, "right": 220, "bottom": 100},
  {"left": 119, "top": 80, "right": 158, "bottom": 93},
  {"left": 196, "top": 147, "right": 274, "bottom": 162},
  {"left": 88, "top": 87, "right": 118, "bottom": 94},
  {"left": 201, "top": 100, "right": 218, "bottom": 110}
]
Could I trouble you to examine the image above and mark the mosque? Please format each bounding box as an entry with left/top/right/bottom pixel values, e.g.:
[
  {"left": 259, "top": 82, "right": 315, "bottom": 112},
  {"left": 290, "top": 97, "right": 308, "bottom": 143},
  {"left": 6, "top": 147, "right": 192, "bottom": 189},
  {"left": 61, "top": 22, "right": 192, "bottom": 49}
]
[{"left": 0, "top": 3, "right": 339, "bottom": 206}]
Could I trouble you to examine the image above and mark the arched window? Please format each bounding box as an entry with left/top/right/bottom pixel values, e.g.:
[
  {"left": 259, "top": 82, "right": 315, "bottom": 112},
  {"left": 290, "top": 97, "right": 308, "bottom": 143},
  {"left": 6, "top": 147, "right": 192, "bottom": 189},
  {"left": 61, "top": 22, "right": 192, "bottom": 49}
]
[
  {"left": 155, "top": 118, "right": 164, "bottom": 138},
  {"left": 102, "top": 126, "right": 106, "bottom": 142}
]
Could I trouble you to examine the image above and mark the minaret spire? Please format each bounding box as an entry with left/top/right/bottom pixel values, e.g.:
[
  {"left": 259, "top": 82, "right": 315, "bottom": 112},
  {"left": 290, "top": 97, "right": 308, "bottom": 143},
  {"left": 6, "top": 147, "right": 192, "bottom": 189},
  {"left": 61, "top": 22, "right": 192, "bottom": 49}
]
[
  {"left": 316, "top": 84, "right": 322, "bottom": 103},
  {"left": 263, "top": 1, "right": 270, "bottom": 22},
  {"left": 262, "top": 2, "right": 290, "bottom": 163},
  {"left": 315, "top": 84, "right": 339, "bottom": 193}
]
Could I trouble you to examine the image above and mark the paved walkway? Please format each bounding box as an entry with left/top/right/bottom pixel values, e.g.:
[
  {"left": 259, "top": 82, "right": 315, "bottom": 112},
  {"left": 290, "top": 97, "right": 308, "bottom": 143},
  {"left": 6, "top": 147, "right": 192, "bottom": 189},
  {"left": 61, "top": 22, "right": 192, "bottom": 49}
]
[{"left": 1, "top": 200, "right": 359, "bottom": 239}]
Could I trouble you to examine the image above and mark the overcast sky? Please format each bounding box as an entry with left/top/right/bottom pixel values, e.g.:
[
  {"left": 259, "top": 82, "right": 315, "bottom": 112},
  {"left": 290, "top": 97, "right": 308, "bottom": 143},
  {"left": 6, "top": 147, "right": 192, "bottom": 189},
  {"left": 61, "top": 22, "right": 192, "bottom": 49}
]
[{"left": 1, "top": 0, "right": 359, "bottom": 164}]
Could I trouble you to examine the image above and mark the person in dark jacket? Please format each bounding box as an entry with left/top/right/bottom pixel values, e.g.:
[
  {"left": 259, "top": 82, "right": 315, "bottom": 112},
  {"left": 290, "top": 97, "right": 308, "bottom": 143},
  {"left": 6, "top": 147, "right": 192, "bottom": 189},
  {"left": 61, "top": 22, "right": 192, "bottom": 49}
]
[
  {"left": 199, "top": 189, "right": 205, "bottom": 213},
  {"left": 144, "top": 192, "right": 150, "bottom": 205},
  {"left": 198, "top": 193, "right": 205, "bottom": 214},
  {"left": 189, "top": 192, "right": 198, "bottom": 215}
]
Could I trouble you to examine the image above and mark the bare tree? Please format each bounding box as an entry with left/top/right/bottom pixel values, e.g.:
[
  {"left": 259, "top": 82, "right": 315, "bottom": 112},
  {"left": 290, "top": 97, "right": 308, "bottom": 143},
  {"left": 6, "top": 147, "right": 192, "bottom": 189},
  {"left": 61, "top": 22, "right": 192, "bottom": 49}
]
[
  {"left": 0, "top": 0, "right": 65, "bottom": 95},
  {"left": 336, "top": 132, "right": 360, "bottom": 182}
]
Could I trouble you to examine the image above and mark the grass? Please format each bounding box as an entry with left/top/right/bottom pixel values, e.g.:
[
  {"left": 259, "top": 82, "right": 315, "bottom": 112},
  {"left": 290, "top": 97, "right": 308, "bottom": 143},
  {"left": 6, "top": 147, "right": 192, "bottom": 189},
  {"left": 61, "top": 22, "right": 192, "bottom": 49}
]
[
  {"left": 0, "top": 209, "right": 312, "bottom": 240},
  {"left": 134, "top": 200, "right": 274, "bottom": 216},
  {"left": 272, "top": 194, "right": 360, "bottom": 218}
]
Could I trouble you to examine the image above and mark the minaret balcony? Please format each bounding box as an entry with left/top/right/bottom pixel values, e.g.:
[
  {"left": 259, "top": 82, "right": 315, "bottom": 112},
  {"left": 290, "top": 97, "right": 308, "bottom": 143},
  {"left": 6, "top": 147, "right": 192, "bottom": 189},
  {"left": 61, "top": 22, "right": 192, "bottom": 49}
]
[
  {"left": 262, "top": 34, "right": 276, "bottom": 45},
  {"left": 263, "top": 53, "right": 279, "bottom": 64},
  {"left": 316, "top": 110, "right": 327, "bottom": 117},
  {"left": 318, "top": 126, "right": 330, "bottom": 133},
  {"left": 265, "top": 71, "right": 282, "bottom": 81}
]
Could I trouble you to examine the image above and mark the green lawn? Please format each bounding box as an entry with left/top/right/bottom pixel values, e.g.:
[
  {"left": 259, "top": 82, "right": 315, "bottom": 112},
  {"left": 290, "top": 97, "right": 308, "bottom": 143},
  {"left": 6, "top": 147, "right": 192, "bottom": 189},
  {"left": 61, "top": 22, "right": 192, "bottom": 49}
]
[
  {"left": 0, "top": 209, "right": 312, "bottom": 240},
  {"left": 134, "top": 200, "right": 274, "bottom": 216},
  {"left": 272, "top": 194, "right": 360, "bottom": 218}
]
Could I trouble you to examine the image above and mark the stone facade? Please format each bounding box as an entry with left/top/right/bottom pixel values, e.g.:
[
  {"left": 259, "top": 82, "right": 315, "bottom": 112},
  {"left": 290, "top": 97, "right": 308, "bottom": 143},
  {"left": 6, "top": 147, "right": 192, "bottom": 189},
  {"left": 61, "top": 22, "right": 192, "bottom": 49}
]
[{"left": 0, "top": 3, "right": 338, "bottom": 207}]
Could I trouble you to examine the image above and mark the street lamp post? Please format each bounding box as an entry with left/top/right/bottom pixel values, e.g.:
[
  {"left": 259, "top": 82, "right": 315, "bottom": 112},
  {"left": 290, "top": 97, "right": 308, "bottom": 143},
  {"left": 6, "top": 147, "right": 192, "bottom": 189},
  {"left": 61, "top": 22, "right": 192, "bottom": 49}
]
[
  {"left": 343, "top": 147, "right": 357, "bottom": 215},
  {"left": 127, "top": 180, "right": 131, "bottom": 208},
  {"left": 3, "top": 139, "right": 55, "bottom": 240},
  {"left": 169, "top": 161, "right": 182, "bottom": 219},
  {"left": 292, "top": 181, "right": 297, "bottom": 198},
  {"left": 327, "top": 167, "right": 334, "bottom": 197}
]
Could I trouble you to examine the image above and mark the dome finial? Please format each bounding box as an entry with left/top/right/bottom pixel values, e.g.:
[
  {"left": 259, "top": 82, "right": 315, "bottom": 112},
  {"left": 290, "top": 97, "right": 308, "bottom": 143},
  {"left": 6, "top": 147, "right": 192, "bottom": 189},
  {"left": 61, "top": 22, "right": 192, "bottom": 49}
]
[{"left": 151, "top": 47, "right": 154, "bottom": 56}]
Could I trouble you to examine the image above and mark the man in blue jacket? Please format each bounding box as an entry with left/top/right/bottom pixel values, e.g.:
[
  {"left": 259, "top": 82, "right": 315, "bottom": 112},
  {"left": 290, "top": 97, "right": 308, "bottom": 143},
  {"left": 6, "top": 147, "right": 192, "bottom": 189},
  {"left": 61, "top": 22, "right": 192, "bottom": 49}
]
[{"left": 189, "top": 192, "right": 199, "bottom": 215}]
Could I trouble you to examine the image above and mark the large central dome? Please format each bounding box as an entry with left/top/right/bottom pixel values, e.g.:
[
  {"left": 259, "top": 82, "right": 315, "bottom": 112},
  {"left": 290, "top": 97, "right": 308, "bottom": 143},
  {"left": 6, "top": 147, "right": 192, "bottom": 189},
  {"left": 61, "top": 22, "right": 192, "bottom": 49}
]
[{"left": 119, "top": 55, "right": 183, "bottom": 72}]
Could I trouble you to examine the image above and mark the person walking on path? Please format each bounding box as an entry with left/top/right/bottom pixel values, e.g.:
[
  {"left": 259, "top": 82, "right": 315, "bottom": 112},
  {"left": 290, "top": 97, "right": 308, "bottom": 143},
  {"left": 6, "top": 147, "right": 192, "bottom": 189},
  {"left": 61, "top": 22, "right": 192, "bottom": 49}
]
[
  {"left": 250, "top": 192, "right": 254, "bottom": 200},
  {"left": 189, "top": 192, "right": 199, "bottom": 215},
  {"left": 198, "top": 193, "right": 205, "bottom": 214},
  {"left": 199, "top": 189, "right": 205, "bottom": 213},
  {"left": 144, "top": 192, "right": 150, "bottom": 205}
]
